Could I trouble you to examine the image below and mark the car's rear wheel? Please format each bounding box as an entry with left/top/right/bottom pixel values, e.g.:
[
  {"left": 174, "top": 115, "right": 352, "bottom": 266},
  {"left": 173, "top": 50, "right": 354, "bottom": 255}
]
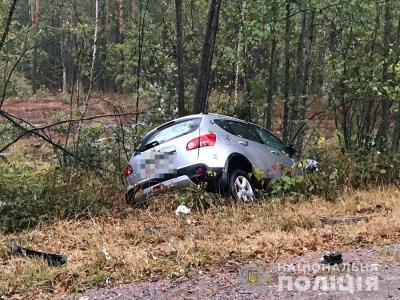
[{"left": 229, "top": 169, "right": 255, "bottom": 203}]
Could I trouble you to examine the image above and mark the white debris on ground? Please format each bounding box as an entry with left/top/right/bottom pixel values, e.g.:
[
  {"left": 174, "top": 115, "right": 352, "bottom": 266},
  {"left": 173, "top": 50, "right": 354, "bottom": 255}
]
[
  {"left": 175, "top": 204, "right": 190, "bottom": 216},
  {"left": 102, "top": 247, "right": 111, "bottom": 260}
]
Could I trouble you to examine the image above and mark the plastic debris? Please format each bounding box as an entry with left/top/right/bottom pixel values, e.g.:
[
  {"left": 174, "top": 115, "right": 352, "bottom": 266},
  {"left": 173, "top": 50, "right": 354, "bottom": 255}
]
[
  {"left": 11, "top": 244, "right": 67, "bottom": 267},
  {"left": 175, "top": 204, "right": 190, "bottom": 216},
  {"left": 102, "top": 247, "right": 111, "bottom": 260},
  {"left": 304, "top": 159, "right": 319, "bottom": 171},
  {"left": 105, "top": 277, "right": 112, "bottom": 284},
  {"left": 320, "top": 251, "right": 343, "bottom": 265}
]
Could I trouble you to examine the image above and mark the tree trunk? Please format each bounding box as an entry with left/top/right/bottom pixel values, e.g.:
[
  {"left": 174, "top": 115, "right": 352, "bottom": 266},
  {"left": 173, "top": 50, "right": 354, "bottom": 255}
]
[
  {"left": 135, "top": 0, "right": 150, "bottom": 128},
  {"left": 282, "top": 0, "right": 291, "bottom": 144},
  {"left": 295, "top": 10, "right": 315, "bottom": 151},
  {"left": 192, "top": 0, "right": 222, "bottom": 114},
  {"left": 234, "top": 1, "right": 245, "bottom": 108},
  {"left": 376, "top": 0, "right": 391, "bottom": 152},
  {"left": 175, "top": 0, "right": 185, "bottom": 116},
  {"left": 31, "top": 0, "right": 40, "bottom": 95},
  {"left": 70, "top": 3, "right": 77, "bottom": 101},
  {"left": 99, "top": 0, "right": 109, "bottom": 92},
  {"left": 132, "top": 0, "right": 136, "bottom": 22},
  {"left": 265, "top": 37, "right": 276, "bottom": 130},
  {"left": 115, "top": 0, "right": 124, "bottom": 93},
  {"left": 76, "top": 0, "right": 99, "bottom": 142},
  {"left": 234, "top": 25, "right": 242, "bottom": 107},
  {"left": 390, "top": 14, "right": 400, "bottom": 156},
  {"left": 289, "top": 8, "right": 306, "bottom": 144},
  {"left": 340, "top": 58, "right": 350, "bottom": 151},
  {"left": 61, "top": 34, "right": 67, "bottom": 94},
  {"left": 358, "top": 6, "right": 380, "bottom": 148},
  {"left": 391, "top": 111, "right": 400, "bottom": 155}
]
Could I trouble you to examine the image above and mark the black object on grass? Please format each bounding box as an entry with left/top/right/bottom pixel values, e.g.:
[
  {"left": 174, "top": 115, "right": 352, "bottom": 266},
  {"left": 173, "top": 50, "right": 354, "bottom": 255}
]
[{"left": 11, "top": 244, "right": 68, "bottom": 267}]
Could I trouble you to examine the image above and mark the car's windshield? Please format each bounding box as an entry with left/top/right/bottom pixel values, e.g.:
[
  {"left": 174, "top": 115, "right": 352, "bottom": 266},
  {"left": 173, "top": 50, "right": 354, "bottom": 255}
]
[{"left": 138, "top": 118, "right": 201, "bottom": 151}]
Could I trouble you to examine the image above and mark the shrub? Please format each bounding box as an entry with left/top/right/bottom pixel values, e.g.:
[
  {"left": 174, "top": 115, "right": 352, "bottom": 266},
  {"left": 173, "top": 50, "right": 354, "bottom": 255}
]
[
  {"left": 0, "top": 161, "right": 120, "bottom": 232},
  {"left": 1, "top": 72, "right": 32, "bottom": 98},
  {"left": 268, "top": 149, "right": 400, "bottom": 200}
]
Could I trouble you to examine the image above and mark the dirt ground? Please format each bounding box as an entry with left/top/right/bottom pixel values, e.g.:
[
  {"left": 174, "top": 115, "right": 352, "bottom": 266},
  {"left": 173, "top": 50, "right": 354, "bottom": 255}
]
[
  {"left": 56, "top": 244, "right": 400, "bottom": 300},
  {"left": 1, "top": 95, "right": 138, "bottom": 127}
]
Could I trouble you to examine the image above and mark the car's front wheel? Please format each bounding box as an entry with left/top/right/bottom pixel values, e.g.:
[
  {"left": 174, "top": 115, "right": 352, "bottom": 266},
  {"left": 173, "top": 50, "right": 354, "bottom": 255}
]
[{"left": 229, "top": 169, "right": 255, "bottom": 203}]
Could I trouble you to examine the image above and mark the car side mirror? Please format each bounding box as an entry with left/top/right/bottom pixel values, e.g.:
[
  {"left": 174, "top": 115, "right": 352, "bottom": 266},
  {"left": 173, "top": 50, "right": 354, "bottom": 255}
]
[{"left": 286, "top": 144, "right": 297, "bottom": 156}]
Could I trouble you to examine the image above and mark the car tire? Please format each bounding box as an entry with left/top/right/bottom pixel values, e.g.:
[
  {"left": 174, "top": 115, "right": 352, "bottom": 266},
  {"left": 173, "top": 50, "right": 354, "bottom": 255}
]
[{"left": 229, "top": 169, "right": 255, "bottom": 203}]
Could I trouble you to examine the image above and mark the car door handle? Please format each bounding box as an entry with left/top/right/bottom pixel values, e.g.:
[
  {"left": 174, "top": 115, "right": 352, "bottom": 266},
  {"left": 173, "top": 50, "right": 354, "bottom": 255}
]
[{"left": 238, "top": 141, "right": 248, "bottom": 146}]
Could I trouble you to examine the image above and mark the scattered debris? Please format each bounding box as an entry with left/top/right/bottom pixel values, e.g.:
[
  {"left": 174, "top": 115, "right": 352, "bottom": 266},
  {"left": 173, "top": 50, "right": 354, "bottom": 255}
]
[
  {"left": 175, "top": 204, "right": 190, "bottom": 216},
  {"left": 320, "top": 251, "right": 343, "bottom": 265},
  {"left": 144, "top": 225, "right": 168, "bottom": 232},
  {"left": 148, "top": 278, "right": 158, "bottom": 282},
  {"left": 320, "top": 216, "right": 369, "bottom": 225},
  {"left": 304, "top": 159, "right": 319, "bottom": 171},
  {"left": 102, "top": 247, "right": 111, "bottom": 260},
  {"left": 105, "top": 277, "right": 112, "bottom": 284},
  {"left": 11, "top": 244, "right": 67, "bottom": 267}
]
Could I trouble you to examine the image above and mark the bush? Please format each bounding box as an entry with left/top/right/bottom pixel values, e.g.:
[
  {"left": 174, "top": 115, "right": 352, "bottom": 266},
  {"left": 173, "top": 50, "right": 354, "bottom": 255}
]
[
  {"left": 0, "top": 161, "right": 120, "bottom": 232},
  {"left": 0, "top": 122, "right": 25, "bottom": 144},
  {"left": 268, "top": 149, "right": 400, "bottom": 200},
  {"left": 1, "top": 72, "right": 32, "bottom": 98}
]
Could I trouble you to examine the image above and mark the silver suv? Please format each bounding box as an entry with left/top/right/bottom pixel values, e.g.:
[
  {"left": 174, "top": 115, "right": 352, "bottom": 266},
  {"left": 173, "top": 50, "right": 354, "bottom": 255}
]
[{"left": 124, "top": 113, "right": 305, "bottom": 205}]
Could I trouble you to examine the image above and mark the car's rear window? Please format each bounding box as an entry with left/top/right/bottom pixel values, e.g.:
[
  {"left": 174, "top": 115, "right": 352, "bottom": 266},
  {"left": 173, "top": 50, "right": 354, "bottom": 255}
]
[{"left": 139, "top": 118, "right": 201, "bottom": 150}]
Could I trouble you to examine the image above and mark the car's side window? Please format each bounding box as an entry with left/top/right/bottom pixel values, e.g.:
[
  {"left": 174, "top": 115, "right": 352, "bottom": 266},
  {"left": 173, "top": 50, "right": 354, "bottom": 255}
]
[
  {"left": 213, "top": 119, "right": 231, "bottom": 133},
  {"left": 214, "top": 119, "right": 259, "bottom": 142},
  {"left": 252, "top": 125, "right": 287, "bottom": 152}
]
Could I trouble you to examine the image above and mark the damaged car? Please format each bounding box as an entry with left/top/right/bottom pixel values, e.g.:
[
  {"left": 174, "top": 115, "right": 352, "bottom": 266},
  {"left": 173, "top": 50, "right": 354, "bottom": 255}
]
[{"left": 124, "top": 113, "right": 315, "bottom": 205}]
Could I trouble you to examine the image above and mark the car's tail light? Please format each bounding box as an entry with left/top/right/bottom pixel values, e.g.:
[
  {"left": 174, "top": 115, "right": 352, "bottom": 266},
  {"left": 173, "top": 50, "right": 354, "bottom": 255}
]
[
  {"left": 186, "top": 134, "right": 216, "bottom": 151},
  {"left": 124, "top": 165, "right": 133, "bottom": 177},
  {"left": 153, "top": 184, "right": 165, "bottom": 191}
]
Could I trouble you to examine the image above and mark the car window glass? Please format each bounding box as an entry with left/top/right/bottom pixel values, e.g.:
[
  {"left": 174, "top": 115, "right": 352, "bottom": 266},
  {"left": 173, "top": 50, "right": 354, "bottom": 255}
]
[
  {"left": 141, "top": 118, "right": 200, "bottom": 149},
  {"left": 214, "top": 119, "right": 230, "bottom": 132},
  {"left": 214, "top": 119, "right": 259, "bottom": 142},
  {"left": 252, "top": 125, "right": 287, "bottom": 152}
]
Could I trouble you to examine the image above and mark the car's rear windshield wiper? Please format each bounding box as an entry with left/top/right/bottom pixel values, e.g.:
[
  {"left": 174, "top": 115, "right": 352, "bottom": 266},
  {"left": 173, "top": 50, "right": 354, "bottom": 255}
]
[{"left": 140, "top": 140, "right": 159, "bottom": 152}]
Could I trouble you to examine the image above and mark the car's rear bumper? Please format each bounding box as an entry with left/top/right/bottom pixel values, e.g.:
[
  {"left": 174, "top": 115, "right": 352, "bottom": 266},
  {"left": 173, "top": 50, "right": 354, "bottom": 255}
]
[
  {"left": 126, "top": 174, "right": 197, "bottom": 205},
  {"left": 126, "top": 165, "right": 225, "bottom": 205}
]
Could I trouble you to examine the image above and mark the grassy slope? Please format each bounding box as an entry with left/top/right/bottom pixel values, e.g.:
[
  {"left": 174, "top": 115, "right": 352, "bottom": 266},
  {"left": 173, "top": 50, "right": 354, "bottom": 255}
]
[{"left": 1, "top": 187, "right": 399, "bottom": 299}]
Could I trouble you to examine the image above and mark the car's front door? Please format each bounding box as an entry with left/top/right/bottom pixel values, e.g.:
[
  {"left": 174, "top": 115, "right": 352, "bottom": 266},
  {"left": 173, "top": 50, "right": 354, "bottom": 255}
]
[
  {"left": 216, "top": 119, "right": 277, "bottom": 180},
  {"left": 251, "top": 125, "right": 295, "bottom": 177}
]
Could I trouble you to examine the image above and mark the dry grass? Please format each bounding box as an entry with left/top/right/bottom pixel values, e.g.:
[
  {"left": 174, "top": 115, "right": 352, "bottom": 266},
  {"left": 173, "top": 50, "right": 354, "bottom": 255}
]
[{"left": 1, "top": 187, "right": 400, "bottom": 299}]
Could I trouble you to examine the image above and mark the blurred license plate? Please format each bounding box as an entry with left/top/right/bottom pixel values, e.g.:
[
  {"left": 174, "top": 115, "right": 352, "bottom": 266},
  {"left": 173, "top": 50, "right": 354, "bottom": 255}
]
[{"left": 136, "top": 152, "right": 177, "bottom": 179}]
